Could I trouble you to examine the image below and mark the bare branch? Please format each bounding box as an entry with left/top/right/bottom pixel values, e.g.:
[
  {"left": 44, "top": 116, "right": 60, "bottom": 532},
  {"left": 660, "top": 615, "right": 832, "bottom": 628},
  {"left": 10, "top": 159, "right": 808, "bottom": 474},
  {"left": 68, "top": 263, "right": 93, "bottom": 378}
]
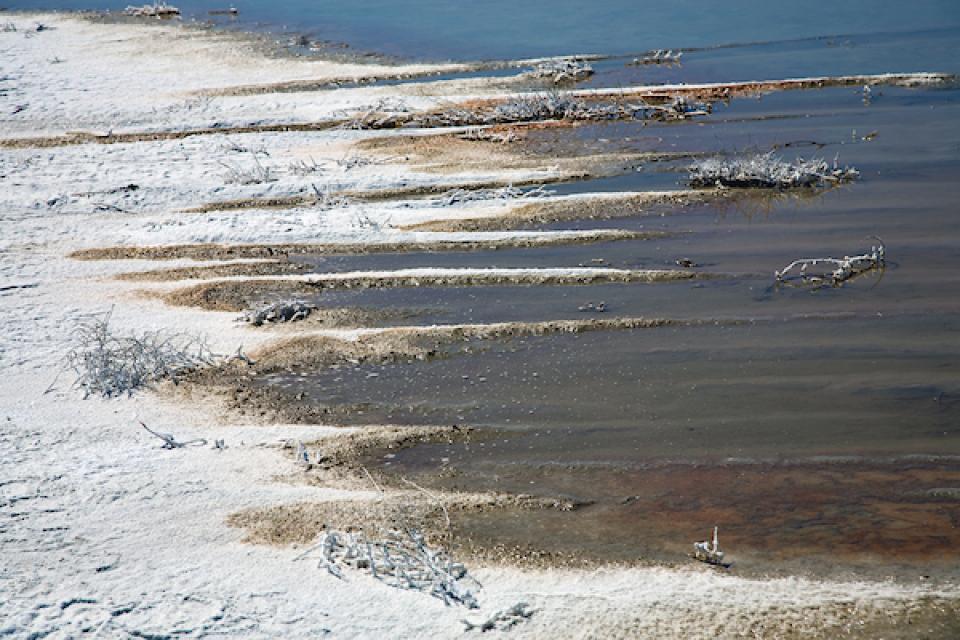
[
  {"left": 139, "top": 421, "right": 207, "bottom": 449},
  {"left": 401, "top": 477, "right": 451, "bottom": 529},
  {"left": 775, "top": 238, "right": 885, "bottom": 288}
]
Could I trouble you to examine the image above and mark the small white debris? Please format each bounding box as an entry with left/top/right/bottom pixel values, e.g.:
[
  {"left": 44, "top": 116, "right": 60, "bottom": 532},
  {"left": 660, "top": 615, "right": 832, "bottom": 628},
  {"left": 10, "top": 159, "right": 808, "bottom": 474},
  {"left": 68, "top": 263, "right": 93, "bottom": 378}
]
[
  {"left": 463, "top": 601, "right": 535, "bottom": 632},
  {"left": 239, "top": 300, "right": 316, "bottom": 326},
  {"left": 693, "top": 526, "right": 726, "bottom": 566},
  {"left": 123, "top": 2, "right": 181, "bottom": 18},
  {"left": 631, "top": 49, "right": 683, "bottom": 65},
  {"left": 528, "top": 58, "right": 594, "bottom": 84}
]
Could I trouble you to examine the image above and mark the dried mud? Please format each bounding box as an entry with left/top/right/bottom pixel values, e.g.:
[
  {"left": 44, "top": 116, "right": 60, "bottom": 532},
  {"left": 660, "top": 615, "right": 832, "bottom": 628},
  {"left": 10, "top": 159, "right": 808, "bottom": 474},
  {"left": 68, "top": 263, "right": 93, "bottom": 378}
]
[
  {"left": 157, "top": 269, "right": 700, "bottom": 313},
  {"left": 227, "top": 490, "right": 579, "bottom": 549},
  {"left": 399, "top": 190, "right": 714, "bottom": 231},
  {"left": 227, "top": 422, "right": 583, "bottom": 558},
  {"left": 73, "top": 230, "right": 655, "bottom": 262},
  {"left": 0, "top": 121, "right": 345, "bottom": 149},
  {"left": 246, "top": 316, "right": 688, "bottom": 368},
  {"left": 4, "top": 73, "right": 950, "bottom": 150},
  {"left": 181, "top": 175, "right": 572, "bottom": 213},
  {"left": 161, "top": 279, "right": 321, "bottom": 312},
  {"left": 337, "top": 73, "right": 955, "bottom": 132},
  {"left": 356, "top": 133, "right": 688, "bottom": 174},
  {"left": 118, "top": 260, "right": 311, "bottom": 282}
]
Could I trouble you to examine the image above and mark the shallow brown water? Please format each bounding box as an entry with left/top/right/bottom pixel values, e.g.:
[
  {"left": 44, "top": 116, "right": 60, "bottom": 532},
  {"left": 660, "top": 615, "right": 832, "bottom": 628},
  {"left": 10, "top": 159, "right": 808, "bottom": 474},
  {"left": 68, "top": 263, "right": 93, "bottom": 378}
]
[{"left": 253, "top": 51, "right": 960, "bottom": 577}]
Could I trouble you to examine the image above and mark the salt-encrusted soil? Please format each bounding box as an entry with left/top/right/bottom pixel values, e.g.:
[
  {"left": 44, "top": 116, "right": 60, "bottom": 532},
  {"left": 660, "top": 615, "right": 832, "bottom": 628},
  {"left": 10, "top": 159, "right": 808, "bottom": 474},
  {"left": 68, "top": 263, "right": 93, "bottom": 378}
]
[{"left": 2, "top": 12, "right": 958, "bottom": 639}]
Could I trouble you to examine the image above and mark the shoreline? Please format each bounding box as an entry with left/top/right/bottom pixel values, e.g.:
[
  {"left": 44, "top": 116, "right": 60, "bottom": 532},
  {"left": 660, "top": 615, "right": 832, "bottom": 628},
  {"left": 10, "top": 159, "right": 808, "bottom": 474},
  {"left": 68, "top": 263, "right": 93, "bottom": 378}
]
[{"left": 3, "top": 11, "right": 960, "bottom": 638}]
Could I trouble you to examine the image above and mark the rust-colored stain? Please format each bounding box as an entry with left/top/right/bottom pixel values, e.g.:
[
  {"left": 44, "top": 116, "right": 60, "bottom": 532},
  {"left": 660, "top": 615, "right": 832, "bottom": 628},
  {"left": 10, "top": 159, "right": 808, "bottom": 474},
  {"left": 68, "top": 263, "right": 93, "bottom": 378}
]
[
  {"left": 606, "top": 463, "right": 960, "bottom": 561},
  {"left": 443, "top": 460, "right": 960, "bottom": 569}
]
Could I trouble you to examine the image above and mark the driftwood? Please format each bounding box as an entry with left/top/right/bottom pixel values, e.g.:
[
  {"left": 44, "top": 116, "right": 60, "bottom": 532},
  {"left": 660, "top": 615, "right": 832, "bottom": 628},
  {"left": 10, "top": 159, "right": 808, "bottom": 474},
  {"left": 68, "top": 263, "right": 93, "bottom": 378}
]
[
  {"left": 299, "top": 528, "right": 480, "bottom": 608},
  {"left": 775, "top": 239, "right": 885, "bottom": 288},
  {"left": 335, "top": 154, "right": 376, "bottom": 170},
  {"left": 491, "top": 93, "right": 624, "bottom": 123},
  {"left": 401, "top": 477, "right": 451, "bottom": 528},
  {"left": 340, "top": 98, "right": 412, "bottom": 130},
  {"left": 0, "top": 282, "right": 39, "bottom": 292},
  {"left": 361, "top": 466, "right": 384, "bottom": 492},
  {"left": 350, "top": 94, "right": 634, "bottom": 129},
  {"left": 688, "top": 152, "right": 859, "bottom": 189}
]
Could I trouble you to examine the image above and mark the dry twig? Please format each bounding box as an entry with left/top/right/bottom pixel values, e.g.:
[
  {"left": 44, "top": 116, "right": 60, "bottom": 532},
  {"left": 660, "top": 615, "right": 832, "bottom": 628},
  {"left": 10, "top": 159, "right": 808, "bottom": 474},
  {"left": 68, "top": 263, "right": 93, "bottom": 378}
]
[
  {"left": 139, "top": 421, "right": 207, "bottom": 449},
  {"left": 402, "top": 477, "right": 451, "bottom": 528}
]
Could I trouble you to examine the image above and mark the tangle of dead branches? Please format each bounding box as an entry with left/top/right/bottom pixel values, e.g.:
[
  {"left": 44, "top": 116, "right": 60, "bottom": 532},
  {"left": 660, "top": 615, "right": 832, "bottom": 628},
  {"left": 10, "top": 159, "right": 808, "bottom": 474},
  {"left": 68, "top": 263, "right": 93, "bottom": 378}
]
[
  {"left": 689, "top": 152, "right": 859, "bottom": 189},
  {"left": 299, "top": 528, "right": 480, "bottom": 608},
  {"left": 63, "top": 309, "right": 218, "bottom": 398}
]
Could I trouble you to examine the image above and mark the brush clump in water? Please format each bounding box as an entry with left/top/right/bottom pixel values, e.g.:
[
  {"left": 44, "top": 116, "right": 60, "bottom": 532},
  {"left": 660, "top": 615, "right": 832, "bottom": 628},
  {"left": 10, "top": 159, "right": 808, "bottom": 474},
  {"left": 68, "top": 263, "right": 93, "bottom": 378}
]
[{"left": 688, "top": 152, "right": 859, "bottom": 189}]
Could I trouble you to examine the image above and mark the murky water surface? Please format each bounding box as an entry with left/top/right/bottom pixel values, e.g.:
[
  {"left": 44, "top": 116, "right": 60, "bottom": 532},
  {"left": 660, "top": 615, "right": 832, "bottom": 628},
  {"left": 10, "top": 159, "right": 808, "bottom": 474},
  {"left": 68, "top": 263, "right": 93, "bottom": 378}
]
[{"left": 269, "top": 76, "right": 960, "bottom": 574}]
